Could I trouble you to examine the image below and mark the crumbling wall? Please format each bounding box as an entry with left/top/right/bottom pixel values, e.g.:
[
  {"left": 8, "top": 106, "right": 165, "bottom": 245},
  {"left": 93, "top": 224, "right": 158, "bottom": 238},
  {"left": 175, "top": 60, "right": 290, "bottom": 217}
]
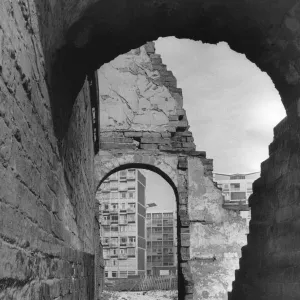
[
  {"left": 230, "top": 106, "right": 300, "bottom": 300},
  {"left": 96, "top": 43, "right": 249, "bottom": 300},
  {"left": 188, "top": 157, "right": 248, "bottom": 299},
  {"left": 0, "top": 2, "right": 97, "bottom": 299},
  {"left": 98, "top": 42, "right": 196, "bottom": 153}
]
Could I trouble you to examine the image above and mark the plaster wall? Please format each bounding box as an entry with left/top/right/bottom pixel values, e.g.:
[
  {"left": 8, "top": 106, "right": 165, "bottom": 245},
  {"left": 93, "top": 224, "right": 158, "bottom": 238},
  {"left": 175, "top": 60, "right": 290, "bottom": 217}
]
[{"left": 188, "top": 157, "right": 248, "bottom": 300}]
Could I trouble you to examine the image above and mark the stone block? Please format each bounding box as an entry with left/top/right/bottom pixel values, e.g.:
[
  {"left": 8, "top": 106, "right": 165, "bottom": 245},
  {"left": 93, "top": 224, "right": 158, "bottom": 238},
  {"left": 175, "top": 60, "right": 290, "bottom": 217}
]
[
  {"left": 99, "top": 142, "right": 136, "bottom": 150},
  {"left": 124, "top": 131, "right": 143, "bottom": 137},
  {"left": 142, "top": 132, "right": 162, "bottom": 138},
  {"left": 140, "top": 137, "right": 170, "bottom": 144},
  {"left": 140, "top": 143, "right": 158, "bottom": 150}
]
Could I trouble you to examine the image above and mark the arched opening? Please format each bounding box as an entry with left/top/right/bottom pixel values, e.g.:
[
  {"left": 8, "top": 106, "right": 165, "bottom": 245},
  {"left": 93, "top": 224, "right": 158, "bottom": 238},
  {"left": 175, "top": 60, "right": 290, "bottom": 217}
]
[
  {"left": 95, "top": 37, "right": 286, "bottom": 300},
  {"left": 96, "top": 164, "right": 178, "bottom": 299},
  {"left": 3, "top": 2, "right": 300, "bottom": 300}
]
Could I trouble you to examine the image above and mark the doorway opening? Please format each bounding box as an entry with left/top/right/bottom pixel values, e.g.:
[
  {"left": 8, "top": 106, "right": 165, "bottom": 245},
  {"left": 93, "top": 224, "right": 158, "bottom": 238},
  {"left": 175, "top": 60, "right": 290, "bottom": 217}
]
[{"left": 96, "top": 168, "right": 178, "bottom": 299}]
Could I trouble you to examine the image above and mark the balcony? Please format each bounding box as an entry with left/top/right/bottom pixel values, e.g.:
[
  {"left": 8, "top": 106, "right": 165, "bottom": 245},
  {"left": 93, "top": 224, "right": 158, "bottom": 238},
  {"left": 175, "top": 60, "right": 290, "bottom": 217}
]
[
  {"left": 127, "top": 242, "right": 136, "bottom": 247},
  {"left": 119, "top": 220, "right": 127, "bottom": 225},
  {"left": 110, "top": 243, "right": 118, "bottom": 248},
  {"left": 127, "top": 208, "right": 135, "bottom": 213},
  {"left": 118, "top": 254, "right": 128, "bottom": 259}
]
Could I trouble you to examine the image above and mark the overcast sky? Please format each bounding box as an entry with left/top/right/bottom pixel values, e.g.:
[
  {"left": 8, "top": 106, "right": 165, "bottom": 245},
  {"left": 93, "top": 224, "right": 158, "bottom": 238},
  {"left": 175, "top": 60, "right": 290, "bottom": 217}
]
[{"left": 145, "top": 36, "right": 286, "bottom": 211}]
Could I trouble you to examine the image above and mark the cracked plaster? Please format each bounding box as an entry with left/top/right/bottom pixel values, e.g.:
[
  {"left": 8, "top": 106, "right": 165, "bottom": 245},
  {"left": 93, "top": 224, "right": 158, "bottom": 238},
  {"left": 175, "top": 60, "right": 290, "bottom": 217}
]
[{"left": 98, "top": 45, "right": 178, "bottom": 131}]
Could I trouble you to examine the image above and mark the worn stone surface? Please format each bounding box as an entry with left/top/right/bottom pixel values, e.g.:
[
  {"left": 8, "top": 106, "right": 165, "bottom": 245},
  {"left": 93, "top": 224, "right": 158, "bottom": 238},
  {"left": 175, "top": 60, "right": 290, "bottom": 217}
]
[
  {"left": 2, "top": 0, "right": 300, "bottom": 299},
  {"left": 0, "top": 2, "right": 98, "bottom": 297},
  {"left": 187, "top": 157, "right": 248, "bottom": 299}
]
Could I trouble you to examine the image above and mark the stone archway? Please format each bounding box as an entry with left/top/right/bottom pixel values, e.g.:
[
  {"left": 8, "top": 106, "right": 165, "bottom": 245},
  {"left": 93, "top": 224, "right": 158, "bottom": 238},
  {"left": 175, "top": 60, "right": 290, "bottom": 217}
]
[
  {"left": 2, "top": 1, "right": 300, "bottom": 299},
  {"left": 94, "top": 149, "right": 190, "bottom": 297}
]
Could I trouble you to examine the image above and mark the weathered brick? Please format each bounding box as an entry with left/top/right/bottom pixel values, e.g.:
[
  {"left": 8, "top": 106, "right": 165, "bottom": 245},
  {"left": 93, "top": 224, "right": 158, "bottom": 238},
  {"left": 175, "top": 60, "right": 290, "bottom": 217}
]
[{"left": 140, "top": 143, "right": 158, "bottom": 150}]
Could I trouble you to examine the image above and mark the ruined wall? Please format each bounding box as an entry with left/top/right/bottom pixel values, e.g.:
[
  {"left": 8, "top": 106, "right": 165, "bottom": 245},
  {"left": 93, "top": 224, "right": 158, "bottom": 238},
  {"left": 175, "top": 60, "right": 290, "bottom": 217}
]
[
  {"left": 230, "top": 107, "right": 300, "bottom": 300},
  {"left": 188, "top": 158, "right": 248, "bottom": 300},
  {"left": 96, "top": 44, "right": 249, "bottom": 299},
  {"left": 98, "top": 42, "right": 196, "bottom": 153},
  {"left": 0, "top": 2, "right": 97, "bottom": 299}
]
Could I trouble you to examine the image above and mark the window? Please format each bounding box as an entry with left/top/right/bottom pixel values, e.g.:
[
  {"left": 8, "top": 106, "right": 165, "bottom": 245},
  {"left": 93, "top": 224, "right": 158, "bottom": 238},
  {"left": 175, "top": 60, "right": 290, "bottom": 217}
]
[
  {"left": 119, "top": 248, "right": 127, "bottom": 254},
  {"left": 111, "top": 192, "right": 118, "bottom": 199},
  {"left": 230, "top": 175, "right": 245, "bottom": 180},
  {"left": 127, "top": 225, "right": 135, "bottom": 231},
  {"left": 111, "top": 203, "right": 118, "bottom": 210},
  {"left": 111, "top": 226, "right": 118, "bottom": 232},
  {"left": 128, "top": 191, "right": 135, "bottom": 199},
  {"left": 128, "top": 248, "right": 135, "bottom": 256},
  {"left": 104, "top": 204, "right": 109, "bottom": 210},
  {"left": 129, "top": 203, "right": 136, "bottom": 208},
  {"left": 112, "top": 271, "right": 117, "bottom": 278},
  {"left": 110, "top": 181, "right": 118, "bottom": 190},
  {"left": 103, "top": 226, "right": 110, "bottom": 232},
  {"left": 105, "top": 272, "right": 108, "bottom": 278},
  {"left": 120, "top": 237, "right": 127, "bottom": 244},
  {"left": 120, "top": 170, "right": 127, "bottom": 179},
  {"left": 111, "top": 215, "right": 118, "bottom": 222},
  {"left": 103, "top": 238, "right": 109, "bottom": 244},
  {"left": 112, "top": 259, "right": 118, "bottom": 266},
  {"left": 128, "top": 237, "right": 136, "bottom": 243},
  {"left": 119, "top": 215, "right": 127, "bottom": 223},
  {"left": 119, "top": 226, "right": 127, "bottom": 232},
  {"left": 230, "top": 183, "right": 240, "bottom": 190},
  {"left": 127, "top": 214, "right": 136, "bottom": 223},
  {"left": 120, "top": 203, "right": 126, "bottom": 210},
  {"left": 120, "top": 192, "right": 126, "bottom": 199}
]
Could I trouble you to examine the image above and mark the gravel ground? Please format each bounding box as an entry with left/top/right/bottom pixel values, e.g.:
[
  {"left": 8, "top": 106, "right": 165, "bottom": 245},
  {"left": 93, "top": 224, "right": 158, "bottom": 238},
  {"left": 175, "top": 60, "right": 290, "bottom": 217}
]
[{"left": 100, "top": 290, "right": 178, "bottom": 300}]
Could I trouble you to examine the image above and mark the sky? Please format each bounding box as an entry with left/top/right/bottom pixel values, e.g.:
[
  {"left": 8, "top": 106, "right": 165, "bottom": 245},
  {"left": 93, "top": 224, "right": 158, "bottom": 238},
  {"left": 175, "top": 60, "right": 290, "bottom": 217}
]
[{"left": 144, "top": 36, "right": 286, "bottom": 211}]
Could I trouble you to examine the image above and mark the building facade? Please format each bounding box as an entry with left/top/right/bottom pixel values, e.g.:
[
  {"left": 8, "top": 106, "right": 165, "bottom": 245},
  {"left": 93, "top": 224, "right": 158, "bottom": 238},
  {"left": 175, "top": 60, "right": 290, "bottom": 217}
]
[
  {"left": 97, "top": 169, "right": 147, "bottom": 279},
  {"left": 146, "top": 211, "right": 177, "bottom": 276},
  {"left": 213, "top": 172, "right": 260, "bottom": 223}
]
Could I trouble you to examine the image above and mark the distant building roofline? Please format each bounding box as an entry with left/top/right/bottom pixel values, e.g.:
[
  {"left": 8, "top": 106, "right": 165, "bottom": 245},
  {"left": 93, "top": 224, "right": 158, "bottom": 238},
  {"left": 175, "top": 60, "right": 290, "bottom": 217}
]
[{"left": 213, "top": 171, "right": 260, "bottom": 176}]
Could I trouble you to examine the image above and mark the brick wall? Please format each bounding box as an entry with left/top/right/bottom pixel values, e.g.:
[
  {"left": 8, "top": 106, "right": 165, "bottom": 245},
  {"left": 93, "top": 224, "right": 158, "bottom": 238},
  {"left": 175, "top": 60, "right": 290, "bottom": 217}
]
[{"left": 0, "top": 2, "right": 98, "bottom": 299}]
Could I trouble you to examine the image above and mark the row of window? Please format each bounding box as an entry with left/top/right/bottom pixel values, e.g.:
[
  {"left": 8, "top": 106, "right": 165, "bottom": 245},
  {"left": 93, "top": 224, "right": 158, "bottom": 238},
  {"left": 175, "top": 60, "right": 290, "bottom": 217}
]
[
  {"left": 103, "top": 248, "right": 136, "bottom": 256},
  {"left": 98, "top": 191, "right": 136, "bottom": 200},
  {"left": 147, "top": 227, "right": 174, "bottom": 233},
  {"left": 147, "top": 241, "right": 174, "bottom": 247},
  {"left": 101, "top": 202, "right": 136, "bottom": 211},
  {"left": 146, "top": 220, "right": 174, "bottom": 226},
  {"left": 102, "top": 214, "right": 136, "bottom": 223},
  {"left": 102, "top": 225, "right": 137, "bottom": 233},
  {"left": 105, "top": 270, "right": 137, "bottom": 278},
  {"left": 147, "top": 213, "right": 174, "bottom": 219},
  {"left": 102, "top": 237, "right": 136, "bottom": 244}
]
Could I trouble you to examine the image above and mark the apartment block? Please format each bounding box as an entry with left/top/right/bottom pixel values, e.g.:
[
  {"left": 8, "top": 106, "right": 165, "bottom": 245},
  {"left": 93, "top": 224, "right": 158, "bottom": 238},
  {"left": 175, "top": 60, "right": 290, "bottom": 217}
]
[
  {"left": 97, "top": 169, "right": 147, "bottom": 279},
  {"left": 213, "top": 172, "right": 260, "bottom": 223},
  {"left": 146, "top": 211, "right": 177, "bottom": 276}
]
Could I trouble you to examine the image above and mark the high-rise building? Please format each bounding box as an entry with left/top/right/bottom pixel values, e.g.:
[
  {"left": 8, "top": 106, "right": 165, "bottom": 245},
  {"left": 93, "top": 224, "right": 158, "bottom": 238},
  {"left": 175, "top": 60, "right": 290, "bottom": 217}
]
[
  {"left": 97, "top": 169, "right": 147, "bottom": 279},
  {"left": 146, "top": 211, "right": 177, "bottom": 276}
]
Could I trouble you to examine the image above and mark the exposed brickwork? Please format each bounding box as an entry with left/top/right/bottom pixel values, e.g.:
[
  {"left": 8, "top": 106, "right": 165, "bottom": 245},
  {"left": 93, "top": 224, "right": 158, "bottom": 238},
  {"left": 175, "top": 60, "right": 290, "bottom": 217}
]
[
  {"left": 0, "top": 2, "right": 99, "bottom": 296},
  {"left": 3, "top": 0, "right": 300, "bottom": 299}
]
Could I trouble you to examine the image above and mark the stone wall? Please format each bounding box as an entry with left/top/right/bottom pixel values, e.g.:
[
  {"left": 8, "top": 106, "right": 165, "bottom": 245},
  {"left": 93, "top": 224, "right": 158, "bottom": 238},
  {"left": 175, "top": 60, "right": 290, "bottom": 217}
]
[
  {"left": 230, "top": 108, "right": 300, "bottom": 300},
  {"left": 0, "top": 2, "right": 98, "bottom": 299}
]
